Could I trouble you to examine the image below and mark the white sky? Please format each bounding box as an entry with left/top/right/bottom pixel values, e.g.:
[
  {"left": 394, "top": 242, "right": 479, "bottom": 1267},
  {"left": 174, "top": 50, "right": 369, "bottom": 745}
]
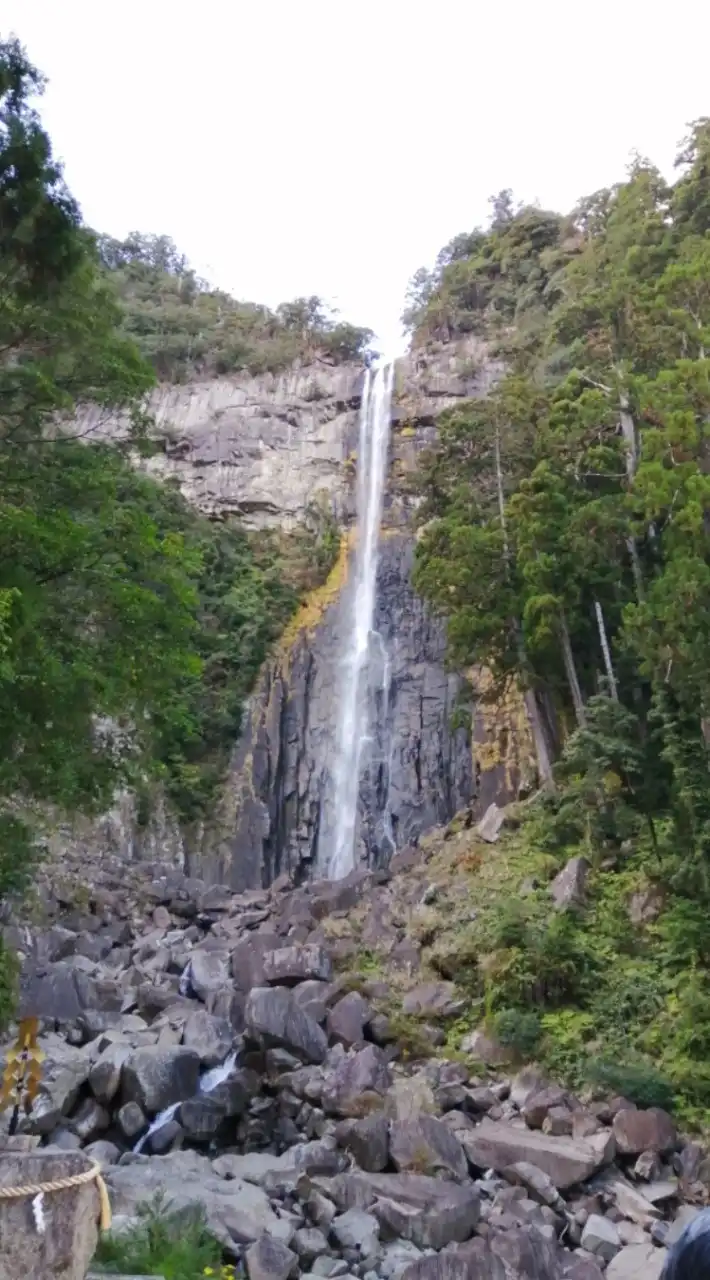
[{"left": 4, "top": 0, "right": 710, "bottom": 352}]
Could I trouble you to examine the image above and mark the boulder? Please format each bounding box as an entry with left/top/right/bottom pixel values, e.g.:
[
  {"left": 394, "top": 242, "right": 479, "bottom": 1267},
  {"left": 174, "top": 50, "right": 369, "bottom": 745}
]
[
  {"left": 459, "top": 1027, "right": 512, "bottom": 1066},
  {"left": 105, "top": 1149, "right": 295, "bottom": 1249},
  {"left": 322, "top": 1045, "right": 392, "bottom": 1117},
  {"left": 17, "top": 1039, "right": 90, "bottom": 1136},
  {"left": 117, "top": 1101, "right": 147, "bottom": 1140},
  {"left": 88, "top": 1043, "right": 131, "bottom": 1104},
  {"left": 550, "top": 856, "right": 589, "bottom": 909},
  {"left": 292, "top": 981, "right": 335, "bottom": 1023},
  {"left": 460, "top": 1119, "right": 613, "bottom": 1189},
  {"left": 477, "top": 803, "right": 505, "bottom": 843},
  {"left": 263, "top": 945, "right": 332, "bottom": 987},
  {"left": 245, "top": 986, "right": 328, "bottom": 1064},
  {"left": 330, "top": 1208, "right": 380, "bottom": 1258},
  {"left": 246, "top": 1233, "right": 297, "bottom": 1280},
  {"left": 122, "top": 1046, "right": 201, "bottom": 1114},
  {"left": 327, "top": 992, "right": 372, "bottom": 1045},
  {"left": 389, "top": 1114, "right": 468, "bottom": 1182},
  {"left": 179, "top": 1095, "right": 227, "bottom": 1141},
  {"left": 523, "top": 1087, "right": 575, "bottom": 1129},
  {"left": 344, "top": 1113, "right": 390, "bottom": 1173},
  {"left": 182, "top": 1008, "right": 234, "bottom": 1067},
  {"left": 606, "top": 1244, "right": 667, "bottom": 1280},
  {"left": 328, "top": 1171, "right": 480, "bottom": 1250},
  {"left": 612, "top": 1107, "right": 677, "bottom": 1155},
  {"left": 188, "top": 949, "right": 230, "bottom": 1001},
  {"left": 581, "top": 1215, "right": 621, "bottom": 1261},
  {"left": 231, "top": 933, "right": 281, "bottom": 991},
  {"left": 401, "top": 982, "right": 464, "bottom": 1019}
]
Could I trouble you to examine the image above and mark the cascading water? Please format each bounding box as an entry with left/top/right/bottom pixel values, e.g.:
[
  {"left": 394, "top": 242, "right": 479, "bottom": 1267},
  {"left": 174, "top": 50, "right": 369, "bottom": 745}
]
[{"left": 325, "top": 359, "right": 394, "bottom": 880}]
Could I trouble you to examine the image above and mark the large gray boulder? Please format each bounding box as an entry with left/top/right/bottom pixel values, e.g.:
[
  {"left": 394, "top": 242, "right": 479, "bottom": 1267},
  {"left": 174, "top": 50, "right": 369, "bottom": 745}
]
[
  {"left": 246, "top": 1233, "right": 297, "bottom": 1280},
  {"left": 245, "top": 986, "right": 328, "bottom": 1064},
  {"left": 182, "top": 1008, "right": 234, "bottom": 1067},
  {"left": 105, "top": 1149, "right": 295, "bottom": 1249},
  {"left": 612, "top": 1107, "right": 677, "bottom": 1155},
  {"left": 322, "top": 1045, "right": 392, "bottom": 1117},
  {"left": 188, "top": 949, "right": 230, "bottom": 1001},
  {"left": 122, "top": 1046, "right": 201, "bottom": 1114},
  {"left": 389, "top": 1114, "right": 468, "bottom": 1182},
  {"left": 324, "top": 1171, "right": 480, "bottom": 1251},
  {"left": 263, "top": 945, "right": 332, "bottom": 987},
  {"left": 460, "top": 1119, "right": 613, "bottom": 1189}
]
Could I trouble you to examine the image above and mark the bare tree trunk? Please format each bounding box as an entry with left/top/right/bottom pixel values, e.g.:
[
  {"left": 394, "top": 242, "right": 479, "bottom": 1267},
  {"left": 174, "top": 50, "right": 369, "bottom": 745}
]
[
  {"left": 559, "top": 612, "right": 586, "bottom": 726},
  {"left": 618, "top": 386, "right": 645, "bottom": 598},
  {"left": 594, "top": 599, "right": 619, "bottom": 701}
]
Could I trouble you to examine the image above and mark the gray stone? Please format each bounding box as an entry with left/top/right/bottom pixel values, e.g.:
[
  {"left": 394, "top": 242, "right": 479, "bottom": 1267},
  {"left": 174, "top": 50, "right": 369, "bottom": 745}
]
[
  {"left": 581, "top": 1215, "right": 621, "bottom": 1261},
  {"left": 606, "top": 1244, "right": 667, "bottom": 1280},
  {"left": 182, "top": 1008, "right": 234, "bottom": 1067},
  {"left": 550, "top": 856, "right": 590, "bottom": 909},
  {"left": 389, "top": 1114, "right": 468, "bottom": 1182},
  {"left": 666, "top": 1204, "right": 701, "bottom": 1246},
  {"left": 105, "top": 1149, "right": 295, "bottom": 1248},
  {"left": 292, "top": 980, "right": 334, "bottom": 1023},
  {"left": 69, "top": 1097, "right": 110, "bottom": 1142},
  {"left": 523, "top": 1086, "right": 574, "bottom": 1129},
  {"left": 477, "top": 803, "right": 505, "bottom": 843},
  {"left": 17, "top": 1040, "right": 90, "bottom": 1136},
  {"left": 331, "top": 1208, "right": 380, "bottom": 1258},
  {"left": 88, "top": 1042, "right": 131, "bottom": 1104},
  {"left": 84, "top": 1139, "right": 121, "bottom": 1165},
  {"left": 179, "top": 1095, "right": 226, "bottom": 1140},
  {"left": 188, "top": 949, "right": 230, "bottom": 1001},
  {"left": 292, "top": 1226, "right": 330, "bottom": 1264},
  {"left": 246, "top": 1233, "right": 297, "bottom": 1280},
  {"left": 459, "top": 1027, "right": 512, "bottom": 1066},
  {"left": 612, "top": 1107, "right": 677, "bottom": 1154},
  {"left": 322, "top": 1045, "right": 392, "bottom": 1117},
  {"left": 122, "top": 1046, "right": 201, "bottom": 1114},
  {"left": 502, "top": 1162, "right": 565, "bottom": 1210},
  {"left": 263, "top": 945, "right": 332, "bottom": 987},
  {"left": 330, "top": 1171, "right": 480, "bottom": 1250},
  {"left": 460, "top": 1119, "right": 612, "bottom": 1189},
  {"left": 401, "top": 982, "right": 464, "bottom": 1019},
  {"left": 327, "top": 992, "right": 371, "bottom": 1046},
  {"left": 246, "top": 986, "right": 328, "bottom": 1064},
  {"left": 117, "top": 1101, "right": 147, "bottom": 1140},
  {"left": 231, "top": 933, "right": 280, "bottom": 991},
  {"left": 344, "top": 1113, "right": 390, "bottom": 1172}
]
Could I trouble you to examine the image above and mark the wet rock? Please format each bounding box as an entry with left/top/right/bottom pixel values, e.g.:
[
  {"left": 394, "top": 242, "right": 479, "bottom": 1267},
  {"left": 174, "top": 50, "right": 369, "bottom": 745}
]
[
  {"left": 327, "top": 992, "right": 372, "bottom": 1045},
  {"left": 460, "top": 1119, "right": 613, "bottom": 1189},
  {"left": 246, "top": 986, "right": 328, "bottom": 1064},
  {"left": 389, "top": 1114, "right": 468, "bottom": 1181},
  {"left": 246, "top": 1233, "right": 297, "bottom": 1280},
  {"left": 179, "top": 1095, "right": 226, "bottom": 1141},
  {"left": 264, "top": 945, "right": 332, "bottom": 987},
  {"left": 122, "top": 1045, "right": 201, "bottom": 1114},
  {"left": 182, "top": 1008, "right": 234, "bottom": 1067},
  {"left": 550, "top": 856, "right": 589, "bottom": 909},
  {"left": 322, "top": 1045, "right": 392, "bottom": 1117},
  {"left": 612, "top": 1107, "right": 677, "bottom": 1155},
  {"left": 117, "top": 1101, "right": 146, "bottom": 1140}
]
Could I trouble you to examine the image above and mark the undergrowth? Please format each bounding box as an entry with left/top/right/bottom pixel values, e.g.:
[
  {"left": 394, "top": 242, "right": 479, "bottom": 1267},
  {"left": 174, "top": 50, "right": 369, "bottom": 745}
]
[{"left": 92, "top": 1197, "right": 229, "bottom": 1279}]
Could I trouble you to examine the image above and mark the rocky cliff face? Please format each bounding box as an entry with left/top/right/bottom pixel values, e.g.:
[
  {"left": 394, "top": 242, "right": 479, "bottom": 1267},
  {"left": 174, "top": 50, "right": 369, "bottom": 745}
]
[{"left": 70, "top": 337, "right": 529, "bottom": 891}]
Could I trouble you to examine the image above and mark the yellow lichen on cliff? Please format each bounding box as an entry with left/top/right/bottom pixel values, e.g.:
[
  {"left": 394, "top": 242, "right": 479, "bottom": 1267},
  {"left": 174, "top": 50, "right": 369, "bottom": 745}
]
[
  {"left": 277, "top": 528, "right": 354, "bottom": 655},
  {"left": 470, "top": 665, "right": 537, "bottom": 799}
]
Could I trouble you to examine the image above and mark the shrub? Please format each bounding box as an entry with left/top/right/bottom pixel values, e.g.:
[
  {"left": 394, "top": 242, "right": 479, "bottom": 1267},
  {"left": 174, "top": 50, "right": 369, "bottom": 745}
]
[
  {"left": 92, "top": 1196, "right": 222, "bottom": 1278},
  {"left": 494, "top": 1008, "right": 543, "bottom": 1059},
  {"left": 584, "top": 1059, "right": 676, "bottom": 1111}
]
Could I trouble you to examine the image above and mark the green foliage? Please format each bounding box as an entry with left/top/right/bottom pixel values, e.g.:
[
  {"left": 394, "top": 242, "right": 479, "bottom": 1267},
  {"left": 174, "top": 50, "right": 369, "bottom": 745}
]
[
  {"left": 0, "top": 40, "right": 305, "bottom": 905},
  {"left": 0, "top": 936, "right": 19, "bottom": 1031},
  {"left": 92, "top": 1196, "right": 223, "bottom": 1278},
  {"left": 493, "top": 1008, "right": 543, "bottom": 1059},
  {"left": 96, "top": 236, "right": 374, "bottom": 381},
  {"left": 584, "top": 1059, "right": 676, "bottom": 1111}
]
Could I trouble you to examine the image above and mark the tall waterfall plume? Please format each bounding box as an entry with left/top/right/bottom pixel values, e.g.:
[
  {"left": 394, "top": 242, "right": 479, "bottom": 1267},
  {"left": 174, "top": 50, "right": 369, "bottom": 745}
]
[{"left": 325, "top": 359, "right": 394, "bottom": 880}]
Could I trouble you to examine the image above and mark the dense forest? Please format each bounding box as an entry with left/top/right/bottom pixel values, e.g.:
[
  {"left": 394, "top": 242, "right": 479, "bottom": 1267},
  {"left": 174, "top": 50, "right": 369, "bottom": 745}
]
[
  {"left": 0, "top": 34, "right": 353, "bottom": 1010},
  {"left": 410, "top": 127, "right": 710, "bottom": 1118}
]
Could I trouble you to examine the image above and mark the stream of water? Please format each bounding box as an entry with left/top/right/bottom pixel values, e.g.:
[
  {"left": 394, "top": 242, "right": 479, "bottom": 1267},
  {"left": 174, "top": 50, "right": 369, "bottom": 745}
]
[{"left": 325, "top": 360, "right": 394, "bottom": 880}]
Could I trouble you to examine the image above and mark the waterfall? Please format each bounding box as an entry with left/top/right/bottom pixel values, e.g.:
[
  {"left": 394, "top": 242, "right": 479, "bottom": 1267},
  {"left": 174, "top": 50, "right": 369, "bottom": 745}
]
[
  {"left": 325, "top": 359, "right": 394, "bottom": 880},
  {"left": 133, "top": 1049, "right": 239, "bottom": 1153}
]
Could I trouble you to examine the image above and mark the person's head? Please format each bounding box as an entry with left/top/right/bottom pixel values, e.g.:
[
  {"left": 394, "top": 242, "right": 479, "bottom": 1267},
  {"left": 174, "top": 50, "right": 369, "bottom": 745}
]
[{"left": 662, "top": 1211, "right": 710, "bottom": 1280}]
